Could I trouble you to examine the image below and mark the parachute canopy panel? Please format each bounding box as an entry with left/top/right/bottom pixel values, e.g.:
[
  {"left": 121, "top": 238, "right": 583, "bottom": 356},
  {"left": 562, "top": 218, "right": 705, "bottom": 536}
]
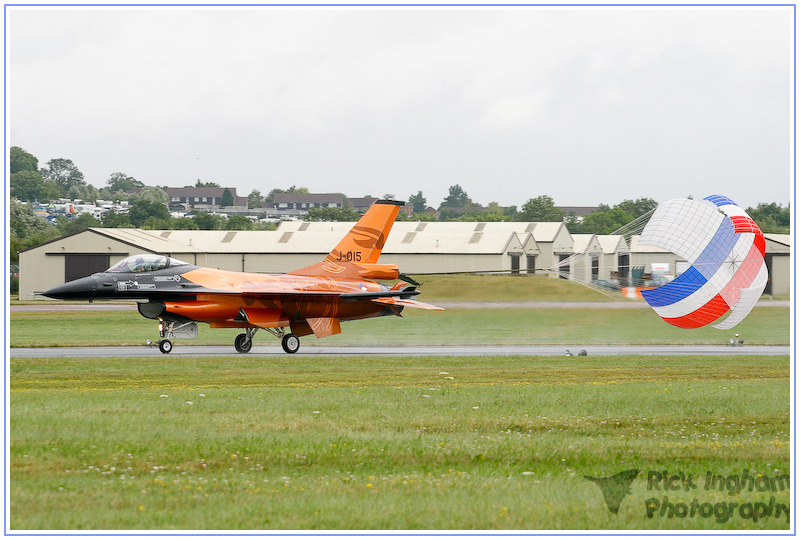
[{"left": 638, "top": 195, "right": 767, "bottom": 330}]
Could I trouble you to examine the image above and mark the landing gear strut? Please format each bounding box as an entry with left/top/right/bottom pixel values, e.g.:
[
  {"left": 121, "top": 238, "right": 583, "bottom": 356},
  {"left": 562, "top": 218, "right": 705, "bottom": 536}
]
[
  {"left": 264, "top": 327, "right": 301, "bottom": 354},
  {"left": 234, "top": 328, "right": 258, "bottom": 353}
]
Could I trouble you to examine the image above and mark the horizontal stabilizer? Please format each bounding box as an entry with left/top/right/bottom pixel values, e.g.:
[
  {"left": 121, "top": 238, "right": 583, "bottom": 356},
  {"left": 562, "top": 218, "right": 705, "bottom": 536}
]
[
  {"left": 370, "top": 297, "right": 445, "bottom": 311},
  {"left": 340, "top": 288, "right": 420, "bottom": 301}
]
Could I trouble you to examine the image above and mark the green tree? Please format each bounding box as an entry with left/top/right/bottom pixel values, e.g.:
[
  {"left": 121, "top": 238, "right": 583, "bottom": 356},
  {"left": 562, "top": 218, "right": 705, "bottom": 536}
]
[
  {"left": 265, "top": 186, "right": 309, "bottom": 202},
  {"left": 306, "top": 207, "right": 361, "bottom": 221},
  {"left": 573, "top": 207, "right": 633, "bottom": 234},
  {"left": 10, "top": 146, "right": 38, "bottom": 174},
  {"left": 10, "top": 199, "right": 54, "bottom": 239},
  {"left": 194, "top": 179, "right": 220, "bottom": 188},
  {"left": 170, "top": 217, "right": 199, "bottom": 230},
  {"left": 129, "top": 186, "right": 169, "bottom": 205},
  {"left": 140, "top": 216, "right": 172, "bottom": 230},
  {"left": 224, "top": 214, "right": 254, "bottom": 230},
  {"left": 192, "top": 212, "right": 227, "bottom": 230},
  {"left": 221, "top": 188, "right": 234, "bottom": 207},
  {"left": 615, "top": 198, "right": 658, "bottom": 218},
  {"left": 10, "top": 170, "right": 60, "bottom": 202},
  {"left": 409, "top": 191, "right": 427, "bottom": 213},
  {"left": 747, "top": 202, "right": 790, "bottom": 234},
  {"left": 41, "top": 158, "right": 85, "bottom": 196},
  {"left": 56, "top": 213, "right": 100, "bottom": 236},
  {"left": 101, "top": 210, "right": 132, "bottom": 228},
  {"left": 128, "top": 199, "right": 170, "bottom": 227},
  {"left": 68, "top": 183, "right": 100, "bottom": 203},
  {"left": 248, "top": 189, "right": 265, "bottom": 208},
  {"left": 106, "top": 172, "right": 144, "bottom": 192},
  {"left": 440, "top": 184, "right": 471, "bottom": 209},
  {"left": 518, "top": 195, "right": 565, "bottom": 222},
  {"left": 253, "top": 221, "right": 278, "bottom": 231}
]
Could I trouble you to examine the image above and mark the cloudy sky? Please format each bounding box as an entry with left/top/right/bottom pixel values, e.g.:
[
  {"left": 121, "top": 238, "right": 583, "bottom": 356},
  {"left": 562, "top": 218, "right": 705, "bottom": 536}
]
[{"left": 8, "top": 6, "right": 793, "bottom": 210}]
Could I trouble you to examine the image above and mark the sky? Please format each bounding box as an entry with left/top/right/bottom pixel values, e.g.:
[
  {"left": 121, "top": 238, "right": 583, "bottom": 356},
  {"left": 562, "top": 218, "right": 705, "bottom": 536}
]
[{"left": 7, "top": 5, "right": 794, "bottom": 210}]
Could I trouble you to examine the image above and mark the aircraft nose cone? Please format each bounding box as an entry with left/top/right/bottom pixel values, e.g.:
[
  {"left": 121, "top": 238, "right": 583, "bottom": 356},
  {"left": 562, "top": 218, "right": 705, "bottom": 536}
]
[{"left": 42, "top": 276, "right": 98, "bottom": 300}]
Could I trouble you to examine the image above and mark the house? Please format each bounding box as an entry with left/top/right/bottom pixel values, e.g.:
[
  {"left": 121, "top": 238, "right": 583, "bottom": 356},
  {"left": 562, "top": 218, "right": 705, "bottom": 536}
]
[
  {"left": 347, "top": 196, "right": 379, "bottom": 213},
  {"left": 165, "top": 187, "right": 248, "bottom": 209},
  {"left": 271, "top": 193, "right": 345, "bottom": 212}
]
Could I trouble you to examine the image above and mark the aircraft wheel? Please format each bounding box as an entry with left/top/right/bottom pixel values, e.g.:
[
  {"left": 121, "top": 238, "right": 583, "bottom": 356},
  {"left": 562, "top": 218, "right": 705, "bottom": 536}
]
[
  {"left": 234, "top": 333, "right": 252, "bottom": 353},
  {"left": 159, "top": 339, "right": 173, "bottom": 354},
  {"left": 281, "top": 333, "right": 300, "bottom": 354}
]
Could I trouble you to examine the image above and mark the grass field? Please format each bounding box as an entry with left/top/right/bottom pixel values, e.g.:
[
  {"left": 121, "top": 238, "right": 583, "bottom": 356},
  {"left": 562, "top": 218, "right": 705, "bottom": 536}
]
[
  {"left": 10, "top": 353, "right": 790, "bottom": 530},
  {"left": 9, "top": 276, "right": 792, "bottom": 530}
]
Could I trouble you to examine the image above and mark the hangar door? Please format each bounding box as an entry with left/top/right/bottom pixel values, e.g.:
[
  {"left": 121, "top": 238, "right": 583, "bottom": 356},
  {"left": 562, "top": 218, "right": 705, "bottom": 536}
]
[{"left": 65, "top": 254, "right": 110, "bottom": 282}]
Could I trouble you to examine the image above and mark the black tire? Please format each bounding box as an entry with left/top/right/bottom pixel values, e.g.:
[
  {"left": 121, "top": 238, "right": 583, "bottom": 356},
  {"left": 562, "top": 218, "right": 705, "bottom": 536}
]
[
  {"left": 159, "top": 339, "right": 173, "bottom": 354},
  {"left": 281, "top": 333, "right": 300, "bottom": 354},
  {"left": 234, "top": 333, "right": 252, "bottom": 353}
]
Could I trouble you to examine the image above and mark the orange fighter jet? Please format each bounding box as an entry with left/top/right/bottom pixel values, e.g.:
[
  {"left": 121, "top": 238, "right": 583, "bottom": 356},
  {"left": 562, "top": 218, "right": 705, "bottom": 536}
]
[{"left": 43, "top": 200, "right": 444, "bottom": 354}]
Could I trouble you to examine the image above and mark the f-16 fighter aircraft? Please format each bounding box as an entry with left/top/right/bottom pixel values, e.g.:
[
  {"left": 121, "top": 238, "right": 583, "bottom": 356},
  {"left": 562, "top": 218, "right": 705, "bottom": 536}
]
[{"left": 43, "top": 200, "right": 444, "bottom": 354}]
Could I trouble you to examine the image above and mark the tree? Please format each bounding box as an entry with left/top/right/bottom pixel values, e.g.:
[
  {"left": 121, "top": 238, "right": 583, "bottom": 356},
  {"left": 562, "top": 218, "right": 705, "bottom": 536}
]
[
  {"left": 68, "top": 183, "right": 100, "bottom": 203},
  {"left": 170, "top": 217, "right": 199, "bottom": 230},
  {"left": 192, "top": 212, "right": 227, "bottom": 230},
  {"left": 101, "top": 210, "right": 132, "bottom": 228},
  {"left": 106, "top": 172, "right": 143, "bottom": 192},
  {"left": 248, "top": 189, "right": 265, "bottom": 208},
  {"left": 409, "top": 191, "right": 427, "bottom": 213},
  {"left": 518, "top": 195, "right": 565, "bottom": 222},
  {"left": 10, "top": 170, "right": 60, "bottom": 202},
  {"left": 572, "top": 207, "right": 632, "bottom": 234},
  {"left": 194, "top": 179, "right": 220, "bottom": 188},
  {"left": 225, "top": 214, "right": 254, "bottom": 230},
  {"left": 56, "top": 213, "right": 100, "bottom": 236},
  {"left": 10, "top": 199, "right": 54, "bottom": 239},
  {"left": 265, "top": 186, "right": 309, "bottom": 203},
  {"left": 10, "top": 146, "right": 38, "bottom": 174},
  {"left": 221, "top": 188, "right": 234, "bottom": 207},
  {"left": 306, "top": 207, "right": 361, "bottom": 221},
  {"left": 440, "top": 184, "right": 471, "bottom": 209},
  {"left": 41, "top": 158, "right": 85, "bottom": 196},
  {"left": 128, "top": 199, "right": 170, "bottom": 227},
  {"left": 747, "top": 202, "right": 790, "bottom": 234},
  {"left": 614, "top": 198, "right": 658, "bottom": 218},
  {"left": 129, "top": 186, "right": 169, "bottom": 205}
]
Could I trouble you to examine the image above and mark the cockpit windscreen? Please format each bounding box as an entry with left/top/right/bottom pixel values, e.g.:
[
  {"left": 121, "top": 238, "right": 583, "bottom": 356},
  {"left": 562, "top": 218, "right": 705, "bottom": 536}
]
[{"left": 107, "top": 255, "right": 190, "bottom": 273}]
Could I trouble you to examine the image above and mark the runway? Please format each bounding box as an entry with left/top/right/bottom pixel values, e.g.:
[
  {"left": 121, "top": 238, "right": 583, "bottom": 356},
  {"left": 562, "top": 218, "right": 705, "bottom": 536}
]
[{"left": 8, "top": 344, "right": 791, "bottom": 358}]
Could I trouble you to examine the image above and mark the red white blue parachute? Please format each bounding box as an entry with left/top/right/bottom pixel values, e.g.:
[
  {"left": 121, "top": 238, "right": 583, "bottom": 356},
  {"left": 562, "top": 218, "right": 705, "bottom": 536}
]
[{"left": 638, "top": 195, "right": 768, "bottom": 329}]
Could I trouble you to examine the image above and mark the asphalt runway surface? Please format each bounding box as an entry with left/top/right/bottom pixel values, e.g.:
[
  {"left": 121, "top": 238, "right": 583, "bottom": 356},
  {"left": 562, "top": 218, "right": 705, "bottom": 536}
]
[{"left": 9, "top": 344, "right": 790, "bottom": 358}]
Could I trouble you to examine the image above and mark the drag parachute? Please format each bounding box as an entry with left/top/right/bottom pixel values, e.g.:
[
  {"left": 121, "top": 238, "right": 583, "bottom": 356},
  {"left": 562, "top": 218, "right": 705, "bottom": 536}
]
[{"left": 638, "top": 195, "right": 767, "bottom": 329}]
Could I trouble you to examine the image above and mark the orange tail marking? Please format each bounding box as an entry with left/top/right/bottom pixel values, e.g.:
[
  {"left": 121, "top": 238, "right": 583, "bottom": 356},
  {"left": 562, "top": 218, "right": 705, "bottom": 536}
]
[{"left": 289, "top": 200, "right": 404, "bottom": 278}]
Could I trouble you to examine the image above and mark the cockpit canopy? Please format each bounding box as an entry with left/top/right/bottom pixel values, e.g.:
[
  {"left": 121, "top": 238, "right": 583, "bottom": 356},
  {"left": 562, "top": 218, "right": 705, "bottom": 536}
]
[{"left": 107, "top": 254, "right": 191, "bottom": 273}]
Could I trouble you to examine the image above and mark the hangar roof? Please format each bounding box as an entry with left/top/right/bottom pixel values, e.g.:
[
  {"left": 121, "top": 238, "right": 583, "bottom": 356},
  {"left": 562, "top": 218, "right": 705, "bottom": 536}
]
[
  {"left": 570, "top": 234, "right": 601, "bottom": 254},
  {"left": 77, "top": 226, "right": 532, "bottom": 256},
  {"left": 596, "top": 235, "right": 629, "bottom": 254},
  {"left": 628, "top": 235, "right": 671, "bottom": 254}
]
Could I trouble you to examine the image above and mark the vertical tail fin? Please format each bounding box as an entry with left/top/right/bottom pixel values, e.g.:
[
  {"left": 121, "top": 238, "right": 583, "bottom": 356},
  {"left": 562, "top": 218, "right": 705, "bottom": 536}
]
[{"left": 289, "top": 200, "right": 404, "bottom": 279}]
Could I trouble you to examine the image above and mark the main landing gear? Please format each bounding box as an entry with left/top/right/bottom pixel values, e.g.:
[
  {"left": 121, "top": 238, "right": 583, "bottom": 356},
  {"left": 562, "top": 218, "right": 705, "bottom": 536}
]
[
  {"left": 234, "top": 327, "right": 300, "bottom": 354},
  {"left": 281, "top": 333, "right": 300, "bottom": 354},
  {"left": 234, "top": 327, "right": 257, "bottom": 353}
]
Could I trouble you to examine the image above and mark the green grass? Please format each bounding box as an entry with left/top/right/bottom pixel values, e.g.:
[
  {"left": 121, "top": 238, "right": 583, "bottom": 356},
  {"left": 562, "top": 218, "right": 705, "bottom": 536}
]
[
  {"left": 10, "top": 304, "right": 790, "bottom": 347},
  {"left": 10, "top": 354, "right": 790, "bottom": 530}
]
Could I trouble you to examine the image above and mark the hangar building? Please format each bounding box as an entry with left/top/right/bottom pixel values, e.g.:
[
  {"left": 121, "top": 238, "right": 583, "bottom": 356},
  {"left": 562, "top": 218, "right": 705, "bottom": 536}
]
[{"left": 18, "top": 223, "right": 791, "bottom": 299}]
